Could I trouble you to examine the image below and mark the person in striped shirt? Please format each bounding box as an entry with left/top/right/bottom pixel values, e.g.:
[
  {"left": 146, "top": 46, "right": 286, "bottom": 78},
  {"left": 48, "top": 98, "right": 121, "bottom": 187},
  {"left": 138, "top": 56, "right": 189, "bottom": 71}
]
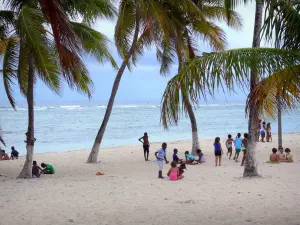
[{"left": 155, "top": 143, "right": 169, "bottom": 179}]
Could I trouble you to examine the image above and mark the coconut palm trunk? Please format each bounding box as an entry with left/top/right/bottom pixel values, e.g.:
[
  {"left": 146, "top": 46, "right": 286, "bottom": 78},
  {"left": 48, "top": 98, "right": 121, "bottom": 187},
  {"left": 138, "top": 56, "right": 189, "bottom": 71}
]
[
  {"left": 176, "top": 49, "right": 200, "bottom": 155},
  {"left": 277, "top": 95, "right": 282, "bottom": 148},
  {"left": 244, "top": 0, "right": 263, "bottom": 177},
  {"left": 87, "top": 10, "right": 140, "bottom": 163},
  {"left": 18, "top": 54, "right": 35, "bottom": 178}
]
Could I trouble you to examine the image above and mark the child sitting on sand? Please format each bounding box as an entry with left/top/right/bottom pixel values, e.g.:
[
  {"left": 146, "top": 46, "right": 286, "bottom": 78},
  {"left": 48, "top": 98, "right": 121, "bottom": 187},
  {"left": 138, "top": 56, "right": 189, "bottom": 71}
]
[
  {"left": 196, "top": 149, "right": 206, "bottom": 164},
  {"left": 0, "top": 150, "right": 9, "bottom": 160},
  {"left": 278, "top": 146, "right": 286, "bottom": 161},
  {"left": 241, "top": 133, "right": 249, "bottom": 166},
  {"left": 214, "top": 137, "right": 223, "bottom": 166},
  {"left": 173, "top": 149, "right": 182, "bottom": 164},
  {"left": 41, "top": 163, "right": 55, "bottom": 174},
  {"left": 226, "top": 134, "right": 234, "bottom": 160},
  {"left": 268, "top": 148, "right": 280, "bottom": 163},
  {"left": 167, "top": 161, "right": 184, "bottom": 181},
  {"left": 233, "top": 133, "right": 242, "bottom": 162},
  {"left": 184, "top": 151, "right": 195, "bottom": 164},
  {"left": 32, "top": 161, "right": 43, "bottom": 178},
  {"left": 281, "top": 148, "right": 294, "bottom": 163}
]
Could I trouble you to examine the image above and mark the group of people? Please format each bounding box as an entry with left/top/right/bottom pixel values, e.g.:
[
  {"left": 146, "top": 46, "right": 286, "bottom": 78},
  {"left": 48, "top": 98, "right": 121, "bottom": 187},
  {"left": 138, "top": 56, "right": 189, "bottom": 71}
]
[
  {"left": 139, "top": 131, "right": 294, "bottom": 181},
  {"left": 269, "top": 147, "right": 294, "bottom": 163},
  {"left": 0, "top": 146, "right": 19, "bottom": 160},
  {"left": 258, "top": 120, "right": 272, "bottom": 142},
  {"left": 32, "top": 161, "right": 55, "bottom": 178}
]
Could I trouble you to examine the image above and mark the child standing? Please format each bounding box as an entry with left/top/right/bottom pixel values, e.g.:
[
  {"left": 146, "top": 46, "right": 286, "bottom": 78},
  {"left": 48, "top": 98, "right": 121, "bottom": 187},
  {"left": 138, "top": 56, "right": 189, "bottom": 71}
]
[
  {"left": 226, "top": 134, "right": 234, "bottom": 160},
  {"left": 266, "top": 123, "right": 272, "bottom": 142},
  {"left": 155, "top": 143, "right": 169, "bottom": 179},
  {"left": 260, "top": 122, "right": 266, "bottom": 142},
  {"left": 233, "top": 133, "right": 242, "bottom": 162},
  {"left": 241, "top": 133, "right": 249, "bottom": 166},
  {"left": 167, "top": 161, "right": 184, "bottom": 181},
  {"left": 214, "top": 137, "right": 223, "bottom": 166}
]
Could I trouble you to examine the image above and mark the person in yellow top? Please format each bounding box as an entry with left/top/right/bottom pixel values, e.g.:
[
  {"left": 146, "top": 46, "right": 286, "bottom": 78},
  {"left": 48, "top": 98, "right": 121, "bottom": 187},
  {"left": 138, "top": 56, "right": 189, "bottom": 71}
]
[{"left": 281, "top": 148, "right": 294, "bottom": 163}]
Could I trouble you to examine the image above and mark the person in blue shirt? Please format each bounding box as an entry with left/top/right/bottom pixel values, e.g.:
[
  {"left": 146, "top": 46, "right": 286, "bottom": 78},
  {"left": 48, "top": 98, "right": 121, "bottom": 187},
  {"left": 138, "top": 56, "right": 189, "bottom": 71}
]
[
  {"left": 233, "top": 133, "right": 242, "bottom": 162},
  {"left": 155, "top": 143, "right": 169, "bottom": 179},
  {"left": 213, "top": 137, "right": 223, "bottom": 166},
  {"left": 172, "top": 148, "right": 182, "bottom": 164},
  {"left": 184, "top": 151, "right": 195, "bottom": 164}
]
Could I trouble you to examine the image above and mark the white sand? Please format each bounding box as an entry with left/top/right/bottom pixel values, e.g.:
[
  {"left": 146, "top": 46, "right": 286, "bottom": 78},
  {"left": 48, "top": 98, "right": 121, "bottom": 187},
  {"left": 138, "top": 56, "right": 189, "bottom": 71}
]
[{"left": 0, "top": 133, "right": 300, "bottom": 225}]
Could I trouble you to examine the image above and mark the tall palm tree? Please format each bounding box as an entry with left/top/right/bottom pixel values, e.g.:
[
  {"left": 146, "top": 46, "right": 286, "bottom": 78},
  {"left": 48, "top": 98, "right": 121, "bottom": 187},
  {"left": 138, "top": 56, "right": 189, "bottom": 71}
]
[
  {"left": 156, "top": 0, "right": 242, "bottom": 154},
  {"left": 87, "top": 0, "right": 216, "bottom": 163},
  {"left": 1, "top": 0, "right": 117, "bottom": 178}
]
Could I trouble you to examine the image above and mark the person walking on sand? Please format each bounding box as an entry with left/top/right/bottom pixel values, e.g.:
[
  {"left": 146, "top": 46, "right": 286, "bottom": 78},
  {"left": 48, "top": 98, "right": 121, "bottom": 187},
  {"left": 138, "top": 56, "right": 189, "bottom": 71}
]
[
  {"left": 155, "top": 143, "right": 169, "bottom": 179},
  {"left": 233, "top": 133, "right": 242, "bottom": 162},
  {"left": 138, "top": 132, "right": 150, "bottom": 161},
  {"left": 241, "top": 133, "right": 249, "bottom": 166},
  {"left": 226, "top": 134, "right": 234, "bottom": 160},
  {"left": 214, "top": 137, "right": 223, "bottom": 166}
]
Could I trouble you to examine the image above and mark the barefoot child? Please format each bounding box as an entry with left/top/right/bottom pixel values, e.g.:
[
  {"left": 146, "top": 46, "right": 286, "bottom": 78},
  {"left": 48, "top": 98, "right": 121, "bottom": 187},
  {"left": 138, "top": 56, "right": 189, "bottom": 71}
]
[
  {"left": 155, "top": 143, "right": 169, "bottom": 179},
  {"left": 167, "top": 161, "right": 184, "bottom": 181},
  {"left": 241, "top": 133, "right": 249, "bottom": 166},
  {"left": 214, "top": 137, "right": 223, "bottom": 166},
  {"left": 226, "top": 134, "right": 234, "bottom": 159},
  {"left": 269, "top": 148, "right": 280, "bottom": 163},
  {"left": 260, "top": 122, "right": 266, "bottom": 142},
  {"left": 138, "top": 132, "right": 150, "bottom": 161},
  {"left": 233, "top": 133, "right": 242, "bottom": 162},
  {"left": 281, "top": 148, "right": 294, "bottom": 163},
  {"left": 278, "top": 146, "right": 286, "bottom": 161},
  {"left": 266, "top": 123, "right": 272, "bottom": 142}
]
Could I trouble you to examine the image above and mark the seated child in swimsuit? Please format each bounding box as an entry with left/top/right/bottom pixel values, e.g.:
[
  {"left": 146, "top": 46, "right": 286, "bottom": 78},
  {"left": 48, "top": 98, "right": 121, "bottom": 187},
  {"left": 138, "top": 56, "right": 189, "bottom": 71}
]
[
  {"left": 184, "top": 151, "right": 195, "bottom": 164},
  {"left": 268, "top": 148, "right": 280, "bottom": 163},
  {"left": 167, "top": 161, "right": 184, "bottom": 181},
  {"left": 281, "top": 148, "right": 294, "bottom": 163},
  {"left": 278, "top": 146, "right": 286, "bottom": 161},
  {"left": 196, "top": 149, "right": 206, "bottom": 164},
  {"left": 32, "top": 161, "right": 43, "bottom": 178}
]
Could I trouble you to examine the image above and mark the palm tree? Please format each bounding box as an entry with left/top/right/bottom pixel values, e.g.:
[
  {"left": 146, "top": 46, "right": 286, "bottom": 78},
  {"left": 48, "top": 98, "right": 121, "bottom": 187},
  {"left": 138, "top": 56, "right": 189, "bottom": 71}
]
[
  {"left": 260, "top": 0, "right": 300, "bottom": 148},
  {"left": 1, "top": 0, "right": 117, "bottom": 178},
  {"left": 160, "top": 47, "right": 300, "bottom": 175},
  {"left": 156, "top": 0, "right": 242, "bottom": 154},
  {"left": 87, "top": 0, "right": 219, "bottom": 163}
]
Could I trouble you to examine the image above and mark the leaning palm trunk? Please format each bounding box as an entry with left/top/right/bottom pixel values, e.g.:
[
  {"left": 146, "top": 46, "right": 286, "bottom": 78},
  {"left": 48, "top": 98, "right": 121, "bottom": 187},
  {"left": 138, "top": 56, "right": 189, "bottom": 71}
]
[
  {"left": 184, "top": 97, "right": 200, "bottom": 154},
  {"left": 87, "top": 11, "right": 140, "bottom": 163},
  {"left": 177, "top": 51, "right": 200, "bottom": 155},
  {"left": 277, "top": 95, "right": 283, "bottom": 148},
  {"left": 18, "top": 55, "right": 35, "bottom": 178},
  {"left": 244, "top": 0, "right": 263, "bottom": 177}
]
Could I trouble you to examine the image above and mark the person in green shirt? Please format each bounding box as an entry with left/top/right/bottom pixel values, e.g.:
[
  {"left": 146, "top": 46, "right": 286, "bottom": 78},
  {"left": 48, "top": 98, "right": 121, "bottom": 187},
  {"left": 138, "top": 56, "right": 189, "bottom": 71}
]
[{"left": 41, "top": 163, "right": 55, "bottom": 174}]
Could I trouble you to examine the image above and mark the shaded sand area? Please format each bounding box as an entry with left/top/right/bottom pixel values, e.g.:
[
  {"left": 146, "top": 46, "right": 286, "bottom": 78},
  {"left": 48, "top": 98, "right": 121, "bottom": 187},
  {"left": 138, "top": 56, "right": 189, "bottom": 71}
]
[{"left": 0, "top": 133, "right": 300, "bottom": 225}]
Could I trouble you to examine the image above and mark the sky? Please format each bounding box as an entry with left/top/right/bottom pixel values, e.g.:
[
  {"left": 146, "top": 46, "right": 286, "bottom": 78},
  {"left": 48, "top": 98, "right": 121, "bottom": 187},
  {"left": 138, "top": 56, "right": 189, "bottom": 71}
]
[{"left": 0, "top": 2, "right": 259, "bottom": 106}]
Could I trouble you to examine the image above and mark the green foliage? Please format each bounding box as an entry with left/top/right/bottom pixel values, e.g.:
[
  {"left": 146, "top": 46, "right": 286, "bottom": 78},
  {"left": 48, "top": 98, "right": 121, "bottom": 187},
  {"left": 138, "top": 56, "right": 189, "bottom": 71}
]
[{"left": 161, "top": 48, "right": 300, "bottom": 128}]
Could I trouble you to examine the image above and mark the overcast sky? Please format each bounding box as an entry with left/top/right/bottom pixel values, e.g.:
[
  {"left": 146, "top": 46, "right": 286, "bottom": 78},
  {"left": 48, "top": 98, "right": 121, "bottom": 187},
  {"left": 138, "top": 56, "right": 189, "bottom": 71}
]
[{"left": 0, "top": 2, "right": 260, "bottom": 106}]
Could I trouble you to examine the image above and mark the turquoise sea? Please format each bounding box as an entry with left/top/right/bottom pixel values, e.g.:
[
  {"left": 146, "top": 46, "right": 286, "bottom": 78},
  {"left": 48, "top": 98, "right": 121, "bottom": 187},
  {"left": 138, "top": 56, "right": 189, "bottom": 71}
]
[{"left": 1, "top": 104, "right": 300, "bottom": 156}]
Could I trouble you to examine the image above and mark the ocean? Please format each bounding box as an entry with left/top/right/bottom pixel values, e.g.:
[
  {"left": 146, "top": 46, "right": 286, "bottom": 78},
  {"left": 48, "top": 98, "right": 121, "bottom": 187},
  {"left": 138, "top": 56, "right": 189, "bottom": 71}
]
[{"left": 1, "top": 104, "right": 300, "bottom": 156}]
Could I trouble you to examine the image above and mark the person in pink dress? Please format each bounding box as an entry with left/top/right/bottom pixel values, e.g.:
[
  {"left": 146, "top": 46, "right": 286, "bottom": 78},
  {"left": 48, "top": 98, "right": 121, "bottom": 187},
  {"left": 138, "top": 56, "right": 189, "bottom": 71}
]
[{"left": 167, "top": 161, "right": 184, "bottom": 181}]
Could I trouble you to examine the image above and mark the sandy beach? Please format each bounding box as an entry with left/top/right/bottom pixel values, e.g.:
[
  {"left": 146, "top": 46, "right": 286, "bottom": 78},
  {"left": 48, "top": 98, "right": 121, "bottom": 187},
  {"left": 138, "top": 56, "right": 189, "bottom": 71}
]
[{"left": 0, "top": 133, "right": 299, "bottom": 225}]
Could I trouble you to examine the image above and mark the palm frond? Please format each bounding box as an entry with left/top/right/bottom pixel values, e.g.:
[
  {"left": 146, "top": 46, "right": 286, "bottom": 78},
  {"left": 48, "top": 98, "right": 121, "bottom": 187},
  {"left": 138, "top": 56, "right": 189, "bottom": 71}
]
[
  {"left": 161, "top": 48, "right": 300, "bottom": 128},
  {"left": 62, "top": 0, "right": 116, "bottom": 23},
  {"left": 71, "top": 22, "right": 118, "bottom": 69},
  {"left": 115, "top": 0, "right": 136, "bottom": 58},
  {"left": 0, "top": 127, "right": 6, "bottom": 146},
  {"left": 2, "top": 36, "right": 19, "bottom": 109},
  {"left": 246, "top": 65, "right": 300, "bottom": 118},
  {"left": 263, "top": 0, "right": 300, "bottom": 50},
  {"left": 19, "top": 6, "right": 61, "bottom": 94}
]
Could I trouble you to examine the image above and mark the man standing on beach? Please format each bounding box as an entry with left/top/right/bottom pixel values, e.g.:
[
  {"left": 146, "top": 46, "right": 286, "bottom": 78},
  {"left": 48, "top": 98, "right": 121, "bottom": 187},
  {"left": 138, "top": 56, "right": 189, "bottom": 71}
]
[
  {"left": 138, "top": 132, "right": 150, "bottom": 161},
  {"left": 155, "top": 143, "right": 169, "bottom": 179}
]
